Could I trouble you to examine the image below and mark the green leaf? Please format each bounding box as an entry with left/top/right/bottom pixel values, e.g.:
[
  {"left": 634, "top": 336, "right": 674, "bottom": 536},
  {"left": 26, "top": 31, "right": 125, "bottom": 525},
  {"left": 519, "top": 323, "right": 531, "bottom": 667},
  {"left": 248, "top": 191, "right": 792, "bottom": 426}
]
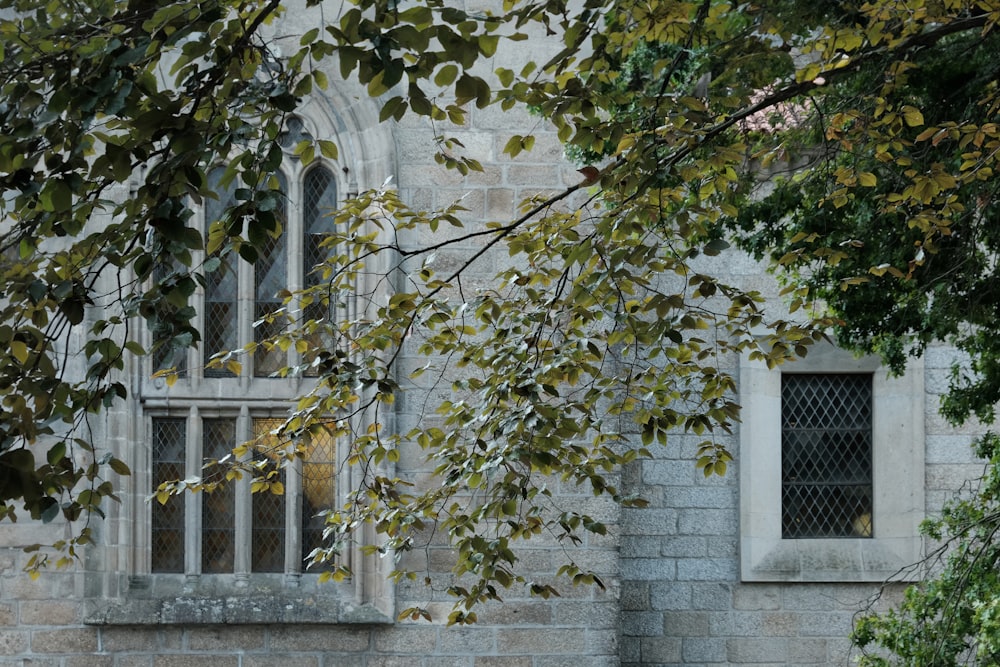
[
  {"left": 300, "top": 28, "right": 319, "bottom": 45},
  {"left": 108, "top": 457, "right": 131, "bottom": 476},
  {"left": 435, "top": 64, "right": 460, "bottom": 87},
  {"left": 47, "top": 442, "right": 66, "bottom": 466},
  {"left": 10, "top": 341, "right": 28, "bottom": 364},
  {"left": 318, "top": 140, "right": 338, "bottom": 160}
]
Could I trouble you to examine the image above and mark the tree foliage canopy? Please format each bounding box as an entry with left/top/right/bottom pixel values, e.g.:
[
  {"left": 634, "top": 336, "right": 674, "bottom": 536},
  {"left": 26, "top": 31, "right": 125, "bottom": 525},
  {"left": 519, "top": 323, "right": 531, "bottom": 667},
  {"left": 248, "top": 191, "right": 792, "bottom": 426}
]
[{"left": 1, "top": 0, "right": 999, "bottom": 627}]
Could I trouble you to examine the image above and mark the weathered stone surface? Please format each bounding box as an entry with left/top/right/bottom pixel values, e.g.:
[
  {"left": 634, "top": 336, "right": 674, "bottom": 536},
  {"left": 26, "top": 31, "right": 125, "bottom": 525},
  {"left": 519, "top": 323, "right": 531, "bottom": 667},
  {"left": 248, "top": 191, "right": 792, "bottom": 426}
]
[{"left": 84, "top": 595, "right": 390, "bottom": 626}]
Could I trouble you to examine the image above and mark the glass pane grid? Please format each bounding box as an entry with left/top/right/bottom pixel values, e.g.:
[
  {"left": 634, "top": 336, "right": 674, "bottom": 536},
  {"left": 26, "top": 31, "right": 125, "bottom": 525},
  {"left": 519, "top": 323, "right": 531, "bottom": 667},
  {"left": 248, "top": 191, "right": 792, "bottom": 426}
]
[
  {"left": 254, "top": 230, "right": 288, "bottom": 377},
  {"left": 203, "top": 249, "right": 237, "bottom": 377},
  {"left": 254, "top": 303, "right": 286, "bottom": 377},
  {"left": 203, "top": 300, "right": 236, "bottom": 377},
  {"left": 254, "top": 237, "right": 284, "bottom": 295},
  {"left": 202, "top": 419, "right": 236, "bottom": 573},
  {"left": 203, "top": 167, "right": 238, "bottom": 377},
  {"left": 304, "top": 167, "right": 337, "bottom": 288},
  {"left": 151, "top": 263, "right": 189, "bottom": 376},
  {"left": 302, "top": 429, "right": 336, "bottom": 563},
  {"left": 152, "top": 418, "right": 186, "bottom": 573},
  {"left": 781, "top": 374, "right": 873, "bottom": 539},
  {"left": 252, "top": 419, "right": 287, "bottom": 572},
  {"left": 302, "top": 167, "right": 338, "bottom": 378}
]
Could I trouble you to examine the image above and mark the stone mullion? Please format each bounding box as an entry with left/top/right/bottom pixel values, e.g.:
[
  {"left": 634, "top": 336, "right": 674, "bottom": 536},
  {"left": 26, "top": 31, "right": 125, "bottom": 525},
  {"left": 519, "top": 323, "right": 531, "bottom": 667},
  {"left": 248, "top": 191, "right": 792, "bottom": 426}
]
[
  {"left": 131, "top": 412, "right": 152, "bottom": 578},
  {"left": 238, "top": 240, "right": 252, "bottom": 391},
  {"left": 234, "top": 406, "right": 252, "bottom": 584},
  {"left": 283, "top": 444, "right": 303, "bottom": 584},
  {"left": 185, "top": 405, "right": 201, "bottom": 582}
]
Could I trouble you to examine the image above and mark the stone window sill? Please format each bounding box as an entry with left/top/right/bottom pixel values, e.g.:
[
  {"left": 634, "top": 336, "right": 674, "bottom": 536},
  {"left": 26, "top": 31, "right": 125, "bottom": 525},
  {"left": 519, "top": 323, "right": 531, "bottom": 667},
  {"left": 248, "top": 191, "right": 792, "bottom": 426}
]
[{"left": 84, "top": 593, "right": 393, "bottom": 625}]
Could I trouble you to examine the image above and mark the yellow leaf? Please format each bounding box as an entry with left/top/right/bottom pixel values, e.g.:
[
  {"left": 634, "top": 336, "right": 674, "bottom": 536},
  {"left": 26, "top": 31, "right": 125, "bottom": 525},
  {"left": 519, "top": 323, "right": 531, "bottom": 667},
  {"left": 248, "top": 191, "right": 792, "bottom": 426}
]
[
  {"left": 840, "top": 277, "right": 869, "bottom": 290},
  {"left": 10, "top": 340, "right": 28, "bottom": 364},
  {"left": 902, "top": 106, "right": 924, "bottom": 128},
  {"left": 615, "top": 134, "right": 636, "bottom": 154},
  {"left": 798, "top": 62, "right": 821, "bottom": 83},
  {"left": 858, "top": 172, "right": 877, "bottom": 187},
  {"left": 678, "top": 95, "right": 707, "bottom": 112},
  {"left": 833, "top": 31, "right": 862, "bottom": 52},
  {"left": 932, "top": 171, "right": 957, "bottom": 189}
]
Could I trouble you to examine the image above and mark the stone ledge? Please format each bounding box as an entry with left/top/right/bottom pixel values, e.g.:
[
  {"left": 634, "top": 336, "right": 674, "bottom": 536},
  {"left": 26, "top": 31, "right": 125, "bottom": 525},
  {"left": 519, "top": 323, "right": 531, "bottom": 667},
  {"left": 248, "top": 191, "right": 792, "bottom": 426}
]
[{"left": 83, "top": 595, "right": 393, "bottom": 626}]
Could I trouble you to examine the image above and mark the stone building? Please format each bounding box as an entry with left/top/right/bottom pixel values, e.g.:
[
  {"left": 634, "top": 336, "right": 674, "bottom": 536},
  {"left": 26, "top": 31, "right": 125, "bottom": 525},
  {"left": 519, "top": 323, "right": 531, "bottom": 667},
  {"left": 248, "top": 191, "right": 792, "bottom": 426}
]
[{"left": 0, "top": 3, "right": 986, "bottom": 666}]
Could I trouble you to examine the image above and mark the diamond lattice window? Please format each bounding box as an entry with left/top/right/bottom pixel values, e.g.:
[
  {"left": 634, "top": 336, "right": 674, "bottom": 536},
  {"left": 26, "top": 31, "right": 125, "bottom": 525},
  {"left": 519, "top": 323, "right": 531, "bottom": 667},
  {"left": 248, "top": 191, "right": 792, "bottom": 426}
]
[
  {"left": 197, "top": 162, "right": 337, "bottom": 378},
  {"left": 253, "top": 171, "right": 289, "bottom": 377},
  {"left": 781, "top": 373, "right": 873, "bottom": 539},
  {"left": 150, "top": 414, "right": 337, "bottom": 575},
  {"left": 151, "top": 418, "right": 186, "bottom": 573},
  {"left": 302, "top": 426, "right": 337, "bottom": 561},
  {"left": 202, "top": 419, "right": 237, "bottom": 573},
  {"left": 203, "top": 167, "right": 240, "bottom": 377},
  {"left": 251, "top": 418, "right": 287, "bottom": 572}
]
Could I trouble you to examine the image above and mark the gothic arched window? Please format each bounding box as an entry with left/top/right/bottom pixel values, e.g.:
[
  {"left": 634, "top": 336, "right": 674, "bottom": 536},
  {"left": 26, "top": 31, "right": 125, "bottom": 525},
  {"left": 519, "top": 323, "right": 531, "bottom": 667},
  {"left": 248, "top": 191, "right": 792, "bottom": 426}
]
[{"left": 145, "top": 116, "right": 342, "bottom": 581}]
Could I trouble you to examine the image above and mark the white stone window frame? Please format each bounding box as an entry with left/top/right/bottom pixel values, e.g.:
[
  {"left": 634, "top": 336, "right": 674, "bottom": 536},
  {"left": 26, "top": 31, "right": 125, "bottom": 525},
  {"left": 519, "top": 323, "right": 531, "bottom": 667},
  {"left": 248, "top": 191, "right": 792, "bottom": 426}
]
[
  {"left": 740, "top": 343, "right": 925, "bottom": 582},
  {"left": 88, "top": 110, "right": 396, "bottom": 624}
]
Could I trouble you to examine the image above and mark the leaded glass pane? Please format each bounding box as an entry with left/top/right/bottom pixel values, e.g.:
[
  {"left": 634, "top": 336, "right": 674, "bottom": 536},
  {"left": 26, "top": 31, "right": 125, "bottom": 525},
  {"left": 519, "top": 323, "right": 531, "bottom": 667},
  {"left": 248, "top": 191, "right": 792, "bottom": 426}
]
[
  {"left": 202, "top": 419, "right": 236, "bottom": 573},
  {"left": 152, "top": 418, "right": 186, "bottom": 573},
  {"left": 302, "top": 167, "right": 338, "bottom": 377},
  {"left": 254, "top": 172, "right": 289, "bottom": 377},
  {"left": 151, "top": 262, "right": 189, "bottom": 376},
  {"left": 251, "top": 418, "right": 286, "bottom": 572},
  {"left": 203, "top": 167, "right": 238, "bottom": 377},
  {"left": 302, "top": 428, "right": 336, "bottom": 563},
  {"left": 781, "top": 374, "right": 873, "bottom": 539},
  {"left": 303, "top": 166, "right": 337, "bottom": 287}
]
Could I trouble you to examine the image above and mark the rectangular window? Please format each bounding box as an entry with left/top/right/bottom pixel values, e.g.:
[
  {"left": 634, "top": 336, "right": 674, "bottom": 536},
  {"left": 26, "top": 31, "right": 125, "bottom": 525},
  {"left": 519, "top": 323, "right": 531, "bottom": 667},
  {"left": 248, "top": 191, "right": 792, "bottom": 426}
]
[
  {"left": 781, "top": 373, "right": 873, "bottom": 539},
  {"left": 150, "top": 414, "right": 335, "bottom": 575}
]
